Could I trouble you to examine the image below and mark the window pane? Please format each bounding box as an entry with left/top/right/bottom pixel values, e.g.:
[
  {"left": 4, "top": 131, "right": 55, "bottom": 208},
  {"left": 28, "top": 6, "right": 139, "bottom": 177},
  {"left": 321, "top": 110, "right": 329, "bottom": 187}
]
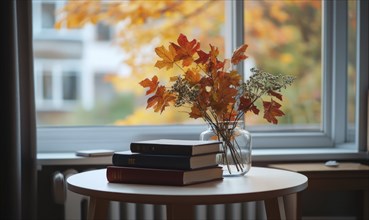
[
  {"left": 347, "top": 0, "right": 356, "bottom": 142},
  {"left": 33, "top": 0, "right": 226, "bottom": 126},
  {"left": 42, "top": 71, "right": 53, "bottom": 100},
  {"left": 96, "top": 23, "right": 112, "bottom": 42},
  {"left": 244, "top": 0, "right": 322, "bottom": 130},
  {"left": 62, "top": 71, "right": 78, "bottom": 100},
  {"left": 41, "top": 3, "right": 55, "bottom": 29}
]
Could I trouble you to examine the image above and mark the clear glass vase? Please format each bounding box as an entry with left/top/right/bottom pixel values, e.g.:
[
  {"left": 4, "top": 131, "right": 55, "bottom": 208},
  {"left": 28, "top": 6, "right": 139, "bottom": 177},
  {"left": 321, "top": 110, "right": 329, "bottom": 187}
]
[{"left": 200, "top": 121, "right": 252, "bottom": 176}]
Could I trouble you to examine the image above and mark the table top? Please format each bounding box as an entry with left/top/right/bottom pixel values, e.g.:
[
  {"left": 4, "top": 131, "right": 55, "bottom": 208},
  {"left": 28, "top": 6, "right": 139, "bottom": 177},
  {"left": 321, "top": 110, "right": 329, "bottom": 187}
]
[{"left": 67, "top": 167, "right": 307, "bottom": 205}]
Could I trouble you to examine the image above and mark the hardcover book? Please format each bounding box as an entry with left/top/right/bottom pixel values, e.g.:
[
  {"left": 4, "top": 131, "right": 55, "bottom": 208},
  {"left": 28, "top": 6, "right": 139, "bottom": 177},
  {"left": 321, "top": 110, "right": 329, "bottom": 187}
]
[
  {"left": 130, "top": 139, "right": 221, "bottom": 156},
  {"left": 112, "top": 151, "right": 218, "bottom": 170},
  {"left": 106, "top": 166, "right": 223, "bottom": 186}
]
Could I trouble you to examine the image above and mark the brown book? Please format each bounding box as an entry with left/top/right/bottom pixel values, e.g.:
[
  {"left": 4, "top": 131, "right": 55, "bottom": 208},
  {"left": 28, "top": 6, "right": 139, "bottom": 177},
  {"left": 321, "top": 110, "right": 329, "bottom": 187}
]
[
  {"left": 130, "top": 139, "right": 221, "bottom": 156},
  {"left": 106, "top": 166, "right": 223, "bottom": 186}
]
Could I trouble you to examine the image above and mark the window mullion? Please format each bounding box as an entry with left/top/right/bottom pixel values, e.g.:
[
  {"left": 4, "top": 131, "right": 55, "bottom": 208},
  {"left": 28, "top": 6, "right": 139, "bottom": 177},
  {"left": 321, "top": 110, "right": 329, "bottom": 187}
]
[
  {"left": 227, "top": 0, "right": 244, "bottom": 72},
  {"left": 322, "top": 1, "right": 333, "bottom": 139},
  {"left": 233, "top": 0, "right": 244, "bottom": 51},
  {"left": 331, "top": 0, "right": 348, "bottom": 144}
]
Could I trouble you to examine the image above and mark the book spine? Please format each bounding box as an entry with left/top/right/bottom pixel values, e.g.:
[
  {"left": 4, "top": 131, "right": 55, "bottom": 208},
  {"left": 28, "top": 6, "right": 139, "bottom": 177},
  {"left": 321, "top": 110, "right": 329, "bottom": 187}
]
[
  {"left": 106, "top": 166, "right": 184, "bottom": 186},
  {"left": 112, "top": 154, "right": 191, "bottom": 170},
  {"left": 130, "top": 144, "right": 193, "bottom": 155}
]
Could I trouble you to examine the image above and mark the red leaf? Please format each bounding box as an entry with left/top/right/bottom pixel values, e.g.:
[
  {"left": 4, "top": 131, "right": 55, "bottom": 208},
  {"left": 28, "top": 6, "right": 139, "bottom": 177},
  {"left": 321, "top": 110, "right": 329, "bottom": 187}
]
[
  {"left": 238, "top": 96, "right": 259, "bottom": 114},
  {"left": 231, "top": 44, "right": 248, "bottom": 65},
  {"left": 269, "top": 90, "right": 283, "bottom": 101},
  {"left": 263, "top": 99, "right": 285, "bottom": 124},
  {"left": 194, "top": 50, "right": 210, "bottom": 64},
  {"left": 139, "top": 75, "right": 159, "bottom": 95}
]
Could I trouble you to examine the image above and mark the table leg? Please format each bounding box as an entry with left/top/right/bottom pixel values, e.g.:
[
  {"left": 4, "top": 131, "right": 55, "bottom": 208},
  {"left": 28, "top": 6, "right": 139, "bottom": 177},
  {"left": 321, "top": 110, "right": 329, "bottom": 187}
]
[
  {"left": 87, "top": 197, "right": 110, "bottom": 220},
  {"left": 166, "top": 204, "right": 195, "bottom": 220},
  {"left": 264, "top": 197, "right": 286, "bottom": 220},
  {"left": 283, "top": 193, "right": 301, "bottom": 220}
]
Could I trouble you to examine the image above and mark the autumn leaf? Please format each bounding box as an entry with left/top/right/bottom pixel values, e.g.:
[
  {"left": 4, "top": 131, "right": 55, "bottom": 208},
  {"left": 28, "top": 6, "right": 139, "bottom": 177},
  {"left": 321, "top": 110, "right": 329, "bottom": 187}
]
[
  {"left": 196, "top": 86, "right": 211, "bottom": 107},
  {"left": 169, "top": 76, "right": 179, "bottom": 82},
  {"left": 268, "top": 90, "right": 283, "bottom": 101},
  {"left": 139, "top": 75, "right": 159, "bottom": 95},
  {"left": 227, "top": 70, "right": 242, "bottom": 86},
  {"left": 171, "top": 33, "right": 200, "bottom": 66},
  {"left": 223, "top": 104, "right": 237, "bottom": 121},
  {"left": 205, "top": 44, "right": 224, "bottom": 72},
  {"left": 184, "top": 69, "right": 201, "bottom": 85},
  {"left": 154, "top": 44, "right": 177, "bottom": 70},
  {"left": 210, "top": 76, "right": 237, "bottom": 114},
  {"left": 263, "top": 99, "right": 285, "bottom": 124},
  {"left": 223, "top": 59, "right": 231, "bottom": 71},
  {"left": 194, "top": 50, "right": 210, "bottom": 64},
  {"left": 147, "top": 86, "right": 175, "bottom": 113},
  {"left": 189, "top": 106, "right": 203, "bottom": 119},
  {"left": 209, "top": 44, "right": 219, "bottom": 63},
  {"left": 231, "top": 44, "right": 248, "bottom": 65},
  {"left": 238, "top": 96, "right": 259, "bottom": 115}
]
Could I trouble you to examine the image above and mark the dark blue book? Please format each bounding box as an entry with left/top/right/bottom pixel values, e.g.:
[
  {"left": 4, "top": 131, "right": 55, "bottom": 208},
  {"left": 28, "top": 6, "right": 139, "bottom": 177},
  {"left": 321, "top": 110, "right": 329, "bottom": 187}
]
[
  {"left": 130, "top": 139, "right": 221, "bottom": 156},
  {"left": 112, "top": 150, "right": 218, "bottom": 170}
]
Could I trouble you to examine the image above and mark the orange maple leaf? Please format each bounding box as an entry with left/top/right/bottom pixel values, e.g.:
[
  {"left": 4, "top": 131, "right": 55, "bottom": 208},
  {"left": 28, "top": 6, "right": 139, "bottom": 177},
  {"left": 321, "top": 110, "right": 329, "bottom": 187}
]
[
  {"left": 139, "top": 75, "right": 159, "bottom": 95},
  {"left": 171, "top": 33, "right": 200, "bottom": 67},
  {"left": 189, "top": 105, "right": 203, "bottom": 119},
  {"left": 205, "top": 45, "right": 224, "bottom": 72},
  {"left": 226, "top": 70, "right": 241, "bottom": 86},
  {"left": 209, "top": 44, "right": 219, "bottom": 63},
  {"left": 263, "top": 99, "right": 285, "bottom": 124},
  {"left": 231, "top": 44, "right": 248, "bottom": 65},
  {"left": 185, "top": 69, "right": 201, "bottom": 85},
  {"left": 146, "top": 86, "right": 176, "bottom": 113},
  {"left": 223, "top": 104, "right": 237, "bottom": 121},
  {"left": 154, "top": 44, "right": 177, "bottom": 70}
]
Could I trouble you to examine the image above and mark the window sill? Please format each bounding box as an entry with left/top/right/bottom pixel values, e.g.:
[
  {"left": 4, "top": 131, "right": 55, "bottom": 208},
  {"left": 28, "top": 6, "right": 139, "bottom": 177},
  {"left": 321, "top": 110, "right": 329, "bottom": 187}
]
[{"left": 37, "top": 147, "right": 368, "bottom": 169}]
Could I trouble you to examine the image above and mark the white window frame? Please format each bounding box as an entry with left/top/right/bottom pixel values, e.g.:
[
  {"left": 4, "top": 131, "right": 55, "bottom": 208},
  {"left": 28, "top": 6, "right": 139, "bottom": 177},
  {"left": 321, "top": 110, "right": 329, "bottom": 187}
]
[{"left": 36, "top": 1, "right": 368, "bottom": 158}]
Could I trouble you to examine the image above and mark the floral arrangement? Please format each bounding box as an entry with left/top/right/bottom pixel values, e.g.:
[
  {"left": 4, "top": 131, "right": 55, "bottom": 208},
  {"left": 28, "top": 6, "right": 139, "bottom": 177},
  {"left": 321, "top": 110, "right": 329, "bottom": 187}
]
[
  {"left": 139, "top": 33, "right": 294, "bottom": 173},
  {"left": 140, "top": 33, "right": 294, "bottom": 125}
]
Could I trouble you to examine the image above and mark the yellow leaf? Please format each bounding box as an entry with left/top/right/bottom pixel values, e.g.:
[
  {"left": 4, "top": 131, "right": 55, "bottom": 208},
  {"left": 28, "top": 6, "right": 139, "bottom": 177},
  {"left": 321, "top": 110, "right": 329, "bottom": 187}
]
[{"left": 154, "top": 44, "right": 177, "bottom": 70}]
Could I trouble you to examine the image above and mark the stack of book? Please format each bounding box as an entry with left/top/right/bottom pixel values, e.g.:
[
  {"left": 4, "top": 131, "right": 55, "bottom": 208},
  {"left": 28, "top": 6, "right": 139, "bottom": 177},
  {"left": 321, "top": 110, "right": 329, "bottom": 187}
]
[{"left": 106, "top": 139, "right": 223, "bottom": 186}]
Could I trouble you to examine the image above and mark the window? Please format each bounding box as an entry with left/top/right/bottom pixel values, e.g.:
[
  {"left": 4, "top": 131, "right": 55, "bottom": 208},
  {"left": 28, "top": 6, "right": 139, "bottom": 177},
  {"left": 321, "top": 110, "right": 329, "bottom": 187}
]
[
  {"left": 95, "top": 22, "right": 113, "bottom": 42},
  {"left": 34, "top": 1, "right": 368, "bottom": 154},
  {"left": 41, "top": 2, "right": 55, "bottom": 29}
]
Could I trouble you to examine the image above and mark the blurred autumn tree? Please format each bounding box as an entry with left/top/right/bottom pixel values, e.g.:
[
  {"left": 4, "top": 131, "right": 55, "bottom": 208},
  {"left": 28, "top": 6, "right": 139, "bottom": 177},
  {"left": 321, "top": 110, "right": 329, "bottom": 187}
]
[
  {"left": 56, "top": 0, "right": 225, "bottom": 125},
  {"left": 56, "top": 0, "right": 322, "bottom": 127},
  {"left": 244, "top": 1, "right": 322, "bottom": 126}
]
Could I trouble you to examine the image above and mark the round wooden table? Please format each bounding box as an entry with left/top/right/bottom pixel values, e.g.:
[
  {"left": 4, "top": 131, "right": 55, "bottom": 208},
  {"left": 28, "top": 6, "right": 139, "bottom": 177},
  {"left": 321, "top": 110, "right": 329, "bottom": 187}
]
[{"left": 67, "top": 167, "right": 308, "bottom": 220}]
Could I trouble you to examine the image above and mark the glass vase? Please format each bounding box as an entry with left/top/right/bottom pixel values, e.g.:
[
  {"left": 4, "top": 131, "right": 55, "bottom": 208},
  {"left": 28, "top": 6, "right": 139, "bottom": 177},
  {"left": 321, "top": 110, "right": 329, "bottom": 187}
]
[{"left": 200, "top": 121, "right": 252, "bottom": 176}]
